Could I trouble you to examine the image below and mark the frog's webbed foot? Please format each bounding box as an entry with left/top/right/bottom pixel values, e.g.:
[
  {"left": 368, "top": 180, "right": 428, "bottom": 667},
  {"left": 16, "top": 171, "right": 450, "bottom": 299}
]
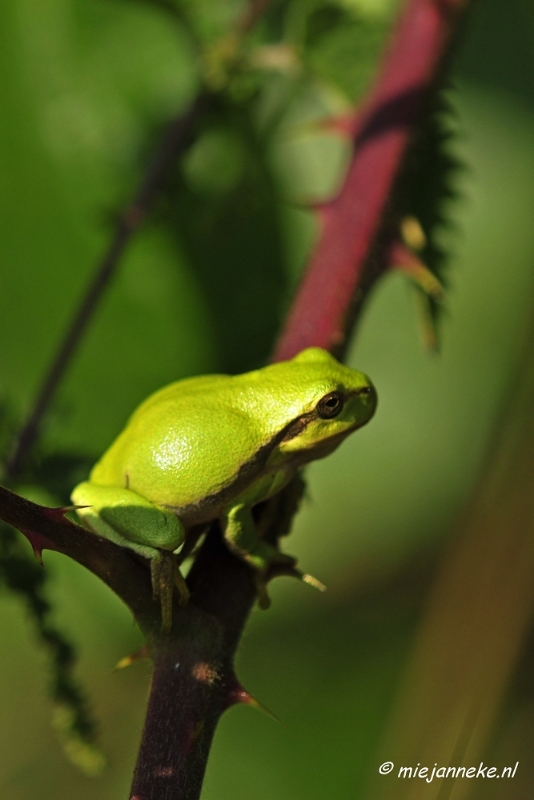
[{"left": 150, "top": 551, "right": 190, "bottom": 633}]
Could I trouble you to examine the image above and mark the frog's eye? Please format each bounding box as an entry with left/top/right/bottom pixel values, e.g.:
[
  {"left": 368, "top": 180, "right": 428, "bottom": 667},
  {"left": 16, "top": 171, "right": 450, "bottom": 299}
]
[{"left": 317, "top": 391, "right": 344, "bottom": 419}]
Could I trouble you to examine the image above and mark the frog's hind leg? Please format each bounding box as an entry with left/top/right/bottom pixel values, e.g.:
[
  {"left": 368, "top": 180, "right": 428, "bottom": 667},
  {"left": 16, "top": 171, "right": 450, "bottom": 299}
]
[
  {"left": 222, "top": 503, "right": 296, "bottom": 609},
  {"left": 72, "top": 482, "right": 188, "bottom": 631},
  {"left": 71, "top": 482, "right": 185, "bottom": 552}
]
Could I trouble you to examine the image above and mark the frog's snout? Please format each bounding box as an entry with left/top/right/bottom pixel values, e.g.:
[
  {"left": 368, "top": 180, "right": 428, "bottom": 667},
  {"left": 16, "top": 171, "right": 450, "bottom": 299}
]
[{"left": 356, "top": 378, "right": 378, "bottom": 422}]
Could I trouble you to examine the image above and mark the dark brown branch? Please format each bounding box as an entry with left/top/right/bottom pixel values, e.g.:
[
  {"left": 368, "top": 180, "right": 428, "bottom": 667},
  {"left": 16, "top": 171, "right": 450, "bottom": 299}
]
[
  {"left": 0, "top": 485, "right": 157, "bottom": 629},
  {"left": 130, "top": 529, "right": 257, "bottom": 800}
]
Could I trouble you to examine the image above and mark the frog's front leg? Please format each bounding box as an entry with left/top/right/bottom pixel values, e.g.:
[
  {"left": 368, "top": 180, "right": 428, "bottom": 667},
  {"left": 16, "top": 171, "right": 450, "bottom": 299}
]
[
  {"left": 222, "top": 502, "right": 296, "bottom": 609},
  {"left": 72, "top": 482, "right": 189, "bottom": 631}
]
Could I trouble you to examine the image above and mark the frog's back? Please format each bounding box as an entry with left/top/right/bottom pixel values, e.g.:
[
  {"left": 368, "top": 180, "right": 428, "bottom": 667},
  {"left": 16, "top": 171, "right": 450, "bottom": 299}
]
[{"left": 90, "top": 373, "right": 273, "bottom": 510}]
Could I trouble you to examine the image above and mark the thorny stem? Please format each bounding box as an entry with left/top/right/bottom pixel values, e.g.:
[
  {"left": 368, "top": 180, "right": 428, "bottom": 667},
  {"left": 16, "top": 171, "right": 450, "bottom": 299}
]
[
  {"left": 130, "top": 529, "right": 258, "bottom": 800},
  {"left": 273, "top": 0, "right": 469, "bottom": 363}
]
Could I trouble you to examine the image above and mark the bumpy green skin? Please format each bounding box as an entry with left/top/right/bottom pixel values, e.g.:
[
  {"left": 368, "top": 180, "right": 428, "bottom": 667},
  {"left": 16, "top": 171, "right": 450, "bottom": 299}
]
[{"left": 72, "top": 348, "right": 377, "bottom": 623}]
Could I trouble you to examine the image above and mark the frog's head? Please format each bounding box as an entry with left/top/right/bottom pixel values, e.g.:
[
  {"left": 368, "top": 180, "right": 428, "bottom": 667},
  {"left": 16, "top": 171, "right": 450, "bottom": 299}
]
[{"left": 268, "top": 347, "right": 377, "bottom": 464}]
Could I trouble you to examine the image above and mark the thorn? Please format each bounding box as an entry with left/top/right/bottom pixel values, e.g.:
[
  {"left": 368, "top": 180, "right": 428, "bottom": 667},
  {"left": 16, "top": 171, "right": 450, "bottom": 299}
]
[
  {"left": 225, "top": 675, "right": 279, "bottom": 722},
  {"left": 238, "top": 693, "right": 279, "bottom": 722},
  {"left": 388, "top": 239, "right": 444, "bottom": 300},
  {"left": 27, "top": 534, "right": 44, "bottom": 565},
  {"left": 41, "top": 505, "right": 86, "bottom": 521},
  {"left": 114, "top": 644, "right": 150, "bottom": 670},
  {"left": 20, "top": 529, "right": 57, "bottom": 564}
]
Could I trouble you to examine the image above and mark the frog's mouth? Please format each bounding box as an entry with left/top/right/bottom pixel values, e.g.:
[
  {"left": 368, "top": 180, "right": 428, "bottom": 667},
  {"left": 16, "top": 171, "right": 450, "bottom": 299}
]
[{"left": 289, "top": 419, "right": 369, "bottom": 463}]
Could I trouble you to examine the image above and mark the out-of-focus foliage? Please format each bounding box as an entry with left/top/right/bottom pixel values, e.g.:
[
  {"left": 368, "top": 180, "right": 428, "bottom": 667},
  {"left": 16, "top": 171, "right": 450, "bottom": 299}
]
[
  {"left": 398, "top": 90, "right": 462, "bottom": 343},
  {"left": 1, "top": 0, "right": 534, "bottom": 798}
]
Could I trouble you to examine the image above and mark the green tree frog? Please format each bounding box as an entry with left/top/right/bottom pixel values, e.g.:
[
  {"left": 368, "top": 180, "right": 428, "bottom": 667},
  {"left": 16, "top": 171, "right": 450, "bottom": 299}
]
[{"left": 72, "top": 348, "right": 377, "bottom": 630}]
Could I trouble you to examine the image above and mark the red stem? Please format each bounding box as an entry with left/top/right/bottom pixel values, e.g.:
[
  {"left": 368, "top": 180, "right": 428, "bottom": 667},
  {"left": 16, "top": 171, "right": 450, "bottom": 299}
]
[{"left": 273, "top": 0, "right": 466, "bottom": 362}]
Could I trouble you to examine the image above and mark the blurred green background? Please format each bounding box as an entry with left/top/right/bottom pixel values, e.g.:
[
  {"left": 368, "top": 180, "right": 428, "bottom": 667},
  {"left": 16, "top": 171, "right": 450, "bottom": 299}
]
[{"left": 1, "top": 0, "right": 534, "bottom": 798}]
